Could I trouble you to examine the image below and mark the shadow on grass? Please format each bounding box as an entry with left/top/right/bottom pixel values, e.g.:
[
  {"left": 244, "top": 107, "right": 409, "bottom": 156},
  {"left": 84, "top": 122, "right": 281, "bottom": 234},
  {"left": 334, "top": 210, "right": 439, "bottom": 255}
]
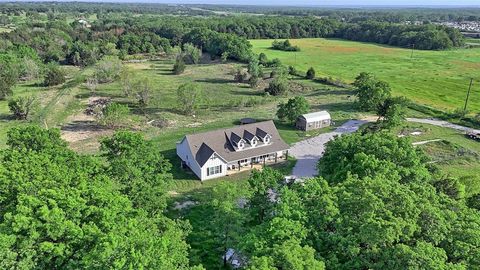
[
  {"left": 230, "top": 90, "right": 265, "bottom": 96},
  {"left": 311, "top": 101, "right": 356, "bottom": 112},
  {"left": 137, "top": 106, "right": 183, "bottom": 116},
  {"left": 305, "top": 88, "right": 354, "bottom": 97},
  {"left": 0, "top": 114, "right": 14, "bottom": 121},
  {"left": 75, "top": 92, "right": 125, "bottom": 99},
  {"left": 61, "top": 120, "right": 108, "bottom": 133},
  {"left": 195, "top": 78, "right": 233, "bottom": 84}
]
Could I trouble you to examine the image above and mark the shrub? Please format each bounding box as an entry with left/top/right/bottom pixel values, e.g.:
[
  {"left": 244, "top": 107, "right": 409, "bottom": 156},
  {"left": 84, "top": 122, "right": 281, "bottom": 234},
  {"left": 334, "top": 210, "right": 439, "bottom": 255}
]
[
  {"left": 173, "top": 57, "right": 186, "bottom": 75},
  {"left": 271, "top": 39, "right": 300, "bottom": 51},
  {"left": 8, "top": 96, "right": 36, "bottom": 120},
  {"left": 177, "top": 83, "right": 202, "bottom": 116},
  {"left": 270, "top": 66, "right": 288, "bottom": 78},
  {"left": 98, "top": 102, "right": 130, "bottom": 128},
  {"left": 288, "top": 65, "right": 297, "bottom": 76},
  {"left": 258, "top": 53, "right": 268, "bottom": 66},
  {"left": 266, "top": 58, "right": 282, "bottom": 68},
  {"left": 94, "top": 56, "right": 123, "bottom": 83},
  {"left": 182, "top": 43, "right": 202, "bottom": 64},
  {"left": 265, "top": 77, "right": 289, "bottom": 96},
  {"left": 249, "top": 76, "right": 259, "bottom": 88},
  {"left": 234, "top": 68, "right": 249, "bottom": 83},
  {"left": 43, "top": 63, "right": 66, "bottom": 86},
  {"left": 306, "top": 67, "right": 316, "bottom": 80}
]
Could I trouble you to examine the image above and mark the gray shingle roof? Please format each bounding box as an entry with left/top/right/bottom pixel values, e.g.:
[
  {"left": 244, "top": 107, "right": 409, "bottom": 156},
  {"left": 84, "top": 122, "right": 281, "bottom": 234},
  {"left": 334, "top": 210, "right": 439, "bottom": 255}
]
[
  {"left": 184, "top": 121, "right": 289, "bottom": 167},
  {"left": 230, "top": 132, "right": 243, "bottom": 145},
  {"left": 255, "top": 128, "right": 268, "bottom": 139},
  {"left": 243, "top": 130, "right": 256, "bottom": 141},
  {"left": 195, "top": 143, "right": 215, "bottom": 167}
]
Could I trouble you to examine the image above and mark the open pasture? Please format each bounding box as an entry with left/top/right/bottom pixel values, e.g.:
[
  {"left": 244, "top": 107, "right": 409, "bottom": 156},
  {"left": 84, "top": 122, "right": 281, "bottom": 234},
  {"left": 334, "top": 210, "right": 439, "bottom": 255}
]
[{"left": 251, "top": 38, "right": 480, "bottom": 113}]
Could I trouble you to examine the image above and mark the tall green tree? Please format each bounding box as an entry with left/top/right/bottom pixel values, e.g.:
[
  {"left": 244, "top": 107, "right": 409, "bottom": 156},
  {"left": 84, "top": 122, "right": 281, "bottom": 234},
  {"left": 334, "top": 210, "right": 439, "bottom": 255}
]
[
  {"left": 276, "top": 96, "right": 310, "bottom": 124},
  {"left": 210, "top": 182, "right": 246, "bottom": 268},
  {"left": 101, "top": 131, "right": 172, "bottom": 216},
  {"left": 0, "top": 60, "right": 18, "bottom": 99},
  {"left": 0, "top": 126, "right": 201, "bottom": 269},
  {"left": 376, "top": 96, "right": 407, "bottom": 129},
  {"left": 318, "top": 132, "right": 430, "bottom": 185},
  {"left": 353, "top": 72, "right": 391, "bottom": 111}
]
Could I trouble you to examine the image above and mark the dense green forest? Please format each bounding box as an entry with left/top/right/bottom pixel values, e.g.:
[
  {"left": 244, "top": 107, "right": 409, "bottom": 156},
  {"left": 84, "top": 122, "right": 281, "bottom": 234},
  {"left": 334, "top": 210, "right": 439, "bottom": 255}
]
[
  {"left": 1, "top": 126, "right": 479, "bottom": 269},
  {"left": 0, "top": 2, "right": 468, "bottom": 65}
]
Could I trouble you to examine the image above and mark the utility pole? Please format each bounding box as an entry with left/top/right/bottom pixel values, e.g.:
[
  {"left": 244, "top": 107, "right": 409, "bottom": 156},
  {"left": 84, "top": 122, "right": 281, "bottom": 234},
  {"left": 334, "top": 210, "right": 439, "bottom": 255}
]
[
  {"left": 463, "top": 78, "right": 474, "bottom": 114},
  {"left": 410, "top": 43, "right": 415, "bottom": 59}
]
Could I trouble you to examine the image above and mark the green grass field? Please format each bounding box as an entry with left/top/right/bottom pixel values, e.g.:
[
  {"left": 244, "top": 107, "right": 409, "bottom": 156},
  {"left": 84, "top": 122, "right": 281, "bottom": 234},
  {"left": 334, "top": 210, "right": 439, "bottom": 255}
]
[
  {"left": 394, "top": 122, "right": 480, "bottom": 195},
  {"left": 251, "top": 38, "right": 480, "bottom": 113}
]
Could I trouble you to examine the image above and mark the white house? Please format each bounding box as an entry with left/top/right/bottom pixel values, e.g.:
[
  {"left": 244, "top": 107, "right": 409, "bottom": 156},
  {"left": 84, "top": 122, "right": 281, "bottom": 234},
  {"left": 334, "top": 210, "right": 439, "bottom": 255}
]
[
  {"left": 296, "top": 111, "right": 331, "bottom": 131},
  {"left": 176, "top": 120, "right": 290, "bottom": 180}
]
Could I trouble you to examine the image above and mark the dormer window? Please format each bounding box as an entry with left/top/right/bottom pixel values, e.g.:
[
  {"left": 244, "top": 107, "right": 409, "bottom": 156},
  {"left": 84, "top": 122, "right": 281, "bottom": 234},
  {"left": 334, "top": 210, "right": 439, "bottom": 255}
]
[
  {"left": 264, "top": 135, "right": 271, "bottom": 144},
  {"left": 251, "top": 137, "right": 258, "bottom": 147},
  {"left": 238, "top": 141, "right": 245, "bottom": 149}
]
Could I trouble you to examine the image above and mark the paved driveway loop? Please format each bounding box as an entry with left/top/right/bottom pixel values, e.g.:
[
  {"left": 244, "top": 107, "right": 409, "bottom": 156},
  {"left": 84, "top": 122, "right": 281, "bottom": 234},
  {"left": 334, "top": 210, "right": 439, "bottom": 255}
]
[{"left": 290, "top": 120, "right": 367, "bottom": 178}]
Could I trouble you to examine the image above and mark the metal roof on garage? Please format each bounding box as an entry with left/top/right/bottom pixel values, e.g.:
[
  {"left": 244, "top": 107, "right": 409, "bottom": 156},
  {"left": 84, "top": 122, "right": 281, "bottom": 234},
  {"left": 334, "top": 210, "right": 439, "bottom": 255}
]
[{"left": 299, "top": 111, "right": 331, "bottom": 122}]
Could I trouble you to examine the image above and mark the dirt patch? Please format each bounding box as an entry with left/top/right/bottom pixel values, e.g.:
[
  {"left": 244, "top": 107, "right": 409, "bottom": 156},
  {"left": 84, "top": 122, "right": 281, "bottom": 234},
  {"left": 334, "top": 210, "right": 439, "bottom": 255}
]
[{"left": 61, "top": 96, "right": 113, "bottom": 146}]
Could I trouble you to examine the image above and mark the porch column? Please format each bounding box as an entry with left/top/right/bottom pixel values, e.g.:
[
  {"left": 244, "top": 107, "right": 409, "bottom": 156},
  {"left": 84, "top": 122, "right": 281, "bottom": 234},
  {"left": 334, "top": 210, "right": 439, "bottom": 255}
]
[
  {"left": 263, "top": 157, "right": 266, "bottom": 167},
  {"left": 285, "top": 150, "right": 289, "bottom": 160},
  {"left": 275, "top": 153, "right": 278, "bottom": 163},
  {"left": 238, "top": 161, "right": 241, "bottom": 171},
  {"left": 251, "top": 158, "right": 254, "bottom": 168}
]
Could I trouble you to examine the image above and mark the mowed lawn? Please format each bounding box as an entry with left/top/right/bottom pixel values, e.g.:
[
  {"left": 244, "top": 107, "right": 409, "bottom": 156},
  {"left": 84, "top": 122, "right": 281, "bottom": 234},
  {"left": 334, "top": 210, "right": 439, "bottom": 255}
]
[{"left": 251, "top": 38, "right": 480, "bottom": 112}]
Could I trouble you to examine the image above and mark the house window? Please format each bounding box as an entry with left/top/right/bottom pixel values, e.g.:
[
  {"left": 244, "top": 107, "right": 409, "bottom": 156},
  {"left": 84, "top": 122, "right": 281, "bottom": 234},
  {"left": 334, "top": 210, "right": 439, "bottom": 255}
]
[
  {"left": 207, "top": 165, "right": 222, "bottom": 176},
  {"left": 238, "top": 141, "right": 245, "bottom": 149}
]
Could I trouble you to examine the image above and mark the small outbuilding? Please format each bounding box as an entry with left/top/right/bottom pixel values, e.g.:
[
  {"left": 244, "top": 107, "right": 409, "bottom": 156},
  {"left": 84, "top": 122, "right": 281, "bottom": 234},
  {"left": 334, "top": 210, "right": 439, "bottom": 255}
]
[{"left": 296, "top": 111, "right": 331, "bottom": 131}]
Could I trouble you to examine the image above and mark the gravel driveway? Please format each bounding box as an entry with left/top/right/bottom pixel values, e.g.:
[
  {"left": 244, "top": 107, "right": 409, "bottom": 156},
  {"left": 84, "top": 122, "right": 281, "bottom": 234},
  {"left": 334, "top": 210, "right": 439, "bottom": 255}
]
[
  {"left": 290, "top": 120, "right": 368, "bottom": 178},
  {"left": 407, "top": 118, "right": 480, "bottom": 134}
]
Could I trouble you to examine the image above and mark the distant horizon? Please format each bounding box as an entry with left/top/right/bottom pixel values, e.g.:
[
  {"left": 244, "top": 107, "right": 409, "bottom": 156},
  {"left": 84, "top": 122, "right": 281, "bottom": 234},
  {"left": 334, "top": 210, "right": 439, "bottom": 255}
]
[{"left": 2, "top": 1, "right": 480, "bottom": 8}]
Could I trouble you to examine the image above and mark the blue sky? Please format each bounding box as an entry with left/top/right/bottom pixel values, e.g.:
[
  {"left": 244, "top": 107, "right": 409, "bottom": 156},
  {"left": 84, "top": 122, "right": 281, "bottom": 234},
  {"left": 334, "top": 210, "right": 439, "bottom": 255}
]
[{"left": 121, "top": 0, "right": 480, "bottom": 6}]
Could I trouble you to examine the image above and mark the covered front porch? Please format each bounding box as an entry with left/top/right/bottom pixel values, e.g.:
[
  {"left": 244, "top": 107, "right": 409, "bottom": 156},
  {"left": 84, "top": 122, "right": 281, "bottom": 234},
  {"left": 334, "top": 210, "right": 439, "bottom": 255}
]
[{"left": 226, "top": 151, "right": 288, "bottom": 173}]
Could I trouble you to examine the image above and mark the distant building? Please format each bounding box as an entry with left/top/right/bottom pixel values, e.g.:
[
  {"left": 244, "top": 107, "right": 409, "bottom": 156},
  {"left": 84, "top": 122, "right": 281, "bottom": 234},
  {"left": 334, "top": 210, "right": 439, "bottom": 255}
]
[
  {"left": 176, "top": 120, "right": 289, "bottom": 180},
  {"left": 296, "top": 111, "right": 331, "bottom": 131}
]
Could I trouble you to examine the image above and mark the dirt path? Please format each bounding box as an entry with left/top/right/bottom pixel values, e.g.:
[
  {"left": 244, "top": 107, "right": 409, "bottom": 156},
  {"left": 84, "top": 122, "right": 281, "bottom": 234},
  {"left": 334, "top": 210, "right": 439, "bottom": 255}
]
[
  {"left": 407, "top": 118, "right": 480, "bottom": 133},
  {"left": 60, "top": 97, "right": 113, "bottom": 152},
  {"left": 290, "top": 120, "right": 368, "bottom": 178},
  {"left": 412, "top": 139, "right": 442, "bottom": 146}
]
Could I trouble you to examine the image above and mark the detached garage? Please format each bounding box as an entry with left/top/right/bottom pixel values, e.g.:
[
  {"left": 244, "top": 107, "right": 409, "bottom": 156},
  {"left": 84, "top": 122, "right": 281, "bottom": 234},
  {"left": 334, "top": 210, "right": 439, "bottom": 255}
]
[{"left": 296, "top": 111, "right": 331, "bottom": 131}]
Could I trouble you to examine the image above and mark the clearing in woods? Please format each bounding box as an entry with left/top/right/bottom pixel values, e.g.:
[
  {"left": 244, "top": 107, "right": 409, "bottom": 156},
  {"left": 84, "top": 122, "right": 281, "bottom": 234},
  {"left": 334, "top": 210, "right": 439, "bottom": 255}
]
[{"left": 251, "top": 38, "right": 480, "bottom": 113}]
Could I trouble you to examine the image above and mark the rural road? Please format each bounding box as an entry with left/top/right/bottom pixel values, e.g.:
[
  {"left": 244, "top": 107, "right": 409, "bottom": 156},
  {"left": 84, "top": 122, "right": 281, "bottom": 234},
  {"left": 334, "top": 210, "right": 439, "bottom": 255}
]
[{"left": 290, "top": 120, "right": 368, "bottom": 179}]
